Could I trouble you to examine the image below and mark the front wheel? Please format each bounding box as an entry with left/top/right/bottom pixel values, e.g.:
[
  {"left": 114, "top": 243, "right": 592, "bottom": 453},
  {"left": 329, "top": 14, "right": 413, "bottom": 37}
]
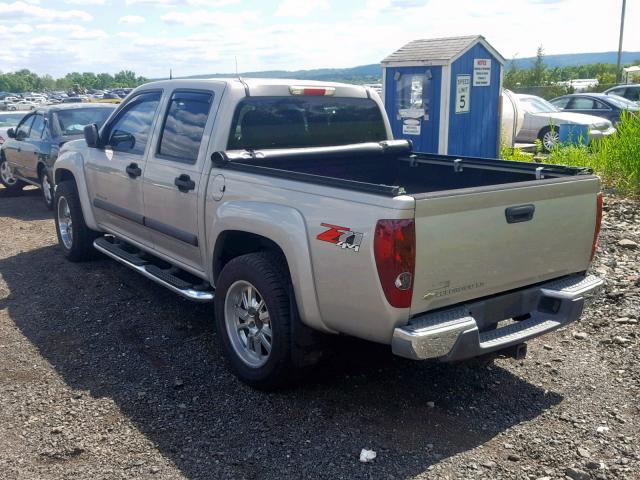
[
  {"left": 215, "top": 252, "right": 304, "bottom": 390},
  {"left": 54, "top": 180, "right": 99, "bottom": 261},
  {"left": 538, "top": 126, "right": 559, "bottom": 152}
]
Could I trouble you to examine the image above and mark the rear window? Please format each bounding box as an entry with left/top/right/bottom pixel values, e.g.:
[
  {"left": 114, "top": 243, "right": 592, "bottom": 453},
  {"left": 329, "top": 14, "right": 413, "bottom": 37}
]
[
  {"left": 227, "top": 96, "right": 386, "bottom": 150},
  {"left": 53, "top": 107, "right": 113, "bottom": 136}
]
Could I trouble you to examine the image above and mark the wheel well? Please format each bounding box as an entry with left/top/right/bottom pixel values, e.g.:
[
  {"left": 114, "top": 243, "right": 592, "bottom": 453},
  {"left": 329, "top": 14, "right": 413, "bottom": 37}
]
[
  {"left": 54, "top": 168, "right": 76, "bottom": 185},
  {"left": 213, "top": 231, "right": 289, "bottom": 282}
]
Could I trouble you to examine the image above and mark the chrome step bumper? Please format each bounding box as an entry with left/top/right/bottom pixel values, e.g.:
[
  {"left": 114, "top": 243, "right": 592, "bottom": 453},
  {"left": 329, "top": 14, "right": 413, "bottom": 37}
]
[
  {"left": 392, "top": 274, "right": 603, "bottom": 361},
  {"left": 94, "top": 236, "right": 215, "bottom": 303}
]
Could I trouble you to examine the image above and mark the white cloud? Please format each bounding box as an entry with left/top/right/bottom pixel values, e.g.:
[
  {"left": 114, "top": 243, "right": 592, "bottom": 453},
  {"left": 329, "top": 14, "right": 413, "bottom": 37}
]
[
  {"left": 0, "top": 1, "right": 92, "bottom": 21},
  {"left": 65, "top": 0, "right": 106, "bottom": 4},
  {"left": 160, "top": 9, "right": 257, "bottom": 27},
  {"left": 69, "top": 29, "right": 107, "bottom": 40},
  {"left": 275, "top": 0, "right": 329, "bottom": 17},
  {"left": 126, "top": 0, "right": 237, "bottom": 6},
  {"left": 119, "top": 15, "right": 145, "bottom": 24}
]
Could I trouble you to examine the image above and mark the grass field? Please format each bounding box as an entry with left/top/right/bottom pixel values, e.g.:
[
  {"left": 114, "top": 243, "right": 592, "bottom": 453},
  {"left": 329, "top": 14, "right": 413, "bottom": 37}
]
[{"left": 503, "top": 112, "right": 640, "bottom": 196}]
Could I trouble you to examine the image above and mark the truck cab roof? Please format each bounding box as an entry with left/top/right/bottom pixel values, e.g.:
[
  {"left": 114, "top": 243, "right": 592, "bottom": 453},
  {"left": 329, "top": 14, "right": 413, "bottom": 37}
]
[{"left": 136, "top": 78, "right": 372, "bottom": 99}]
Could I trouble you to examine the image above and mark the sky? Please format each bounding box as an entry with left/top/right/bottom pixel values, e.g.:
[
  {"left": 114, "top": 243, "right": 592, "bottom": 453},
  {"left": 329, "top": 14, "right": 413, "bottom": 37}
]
[{"left": 0, "top": 0, "right": 638, "bottom": 78}]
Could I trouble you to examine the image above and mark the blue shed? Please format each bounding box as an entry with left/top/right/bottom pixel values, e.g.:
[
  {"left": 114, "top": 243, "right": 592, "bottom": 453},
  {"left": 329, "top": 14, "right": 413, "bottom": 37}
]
[{"left": 382, "top": 35, "right": 505, "bottom": 157}]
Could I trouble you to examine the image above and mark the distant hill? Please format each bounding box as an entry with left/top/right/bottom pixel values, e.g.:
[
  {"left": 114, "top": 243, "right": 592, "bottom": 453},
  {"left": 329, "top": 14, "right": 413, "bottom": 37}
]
[
  {"left": 179, "top": 64, "right": 381, "bottom": 84},
  {"left": 507, "top": 51, "right": 640, "bottom": 69},
  {"left": 170, "top": 51, "right": 640, "bottom": 84}
]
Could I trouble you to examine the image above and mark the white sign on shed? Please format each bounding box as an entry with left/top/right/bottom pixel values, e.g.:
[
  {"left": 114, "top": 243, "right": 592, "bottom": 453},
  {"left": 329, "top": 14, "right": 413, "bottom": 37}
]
[
  {"left": 473, "top": 58, "right": 491, "bottom": 86},
  {"left": 455, "top": 75, "right": 471, "bottom": 114}
]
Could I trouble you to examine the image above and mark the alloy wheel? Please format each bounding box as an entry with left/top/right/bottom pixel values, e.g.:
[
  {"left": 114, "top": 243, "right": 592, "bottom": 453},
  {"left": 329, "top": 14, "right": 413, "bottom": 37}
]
[
  {"left": 224, "top": 280, "right": 273, "bottom": 368},
  {"left": 57, "top": 196, "right": 73, "bottom": 249}
]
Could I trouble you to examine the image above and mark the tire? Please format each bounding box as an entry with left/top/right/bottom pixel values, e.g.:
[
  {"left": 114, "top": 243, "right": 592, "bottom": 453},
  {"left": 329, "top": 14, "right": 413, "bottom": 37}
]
[
  {"left": 54, "top": 180, "right": 99, "bottom": 262},
  {"left": 538, "top": 126, "right": 559, "bottom": 152},
  {"left": 39, "top": 168, "right": 54, "bottom": 210},
  {"left": 214, "top": 252, "right": 312, "bottom": 390},
  {"left": 0, "top": 155, "right": 25, "bottom": 192}
]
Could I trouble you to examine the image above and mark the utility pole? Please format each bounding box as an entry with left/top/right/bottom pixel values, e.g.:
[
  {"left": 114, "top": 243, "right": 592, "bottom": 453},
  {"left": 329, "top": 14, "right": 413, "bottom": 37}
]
[{"left": 616, "top": 0, "right": 627, "bottom": 84}]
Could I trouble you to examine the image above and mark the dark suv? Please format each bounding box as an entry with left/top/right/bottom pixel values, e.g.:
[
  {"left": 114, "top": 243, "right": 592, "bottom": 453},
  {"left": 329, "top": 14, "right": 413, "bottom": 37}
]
[
  {"left": 0, "top": 103, "right": 115, "bottom": 208},
  {"left": 604, "top": 84, "right": 640, "bottom": 103}
]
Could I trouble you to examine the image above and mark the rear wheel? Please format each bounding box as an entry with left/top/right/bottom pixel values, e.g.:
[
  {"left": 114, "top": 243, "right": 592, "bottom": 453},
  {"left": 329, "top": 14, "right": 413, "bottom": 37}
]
[
  {"left": 538, "top": 126, "right": 559, "bottom": 152},
  {"left": 54, "top": 180, "right": 99, "bottom": 261},
  {"left": 39, "top": 168, "right": 54, "bottom": 210},
  {"left": 0, "top": 155, "right": 25, "bottom": 192},
  {"left": 214, "top": 252, "right": 318, "bottom": 390}
]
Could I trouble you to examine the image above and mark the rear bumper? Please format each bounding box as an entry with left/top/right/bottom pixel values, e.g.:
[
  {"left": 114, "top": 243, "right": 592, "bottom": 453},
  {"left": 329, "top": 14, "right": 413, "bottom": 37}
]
[{"left": 391, "top": 274, "right": 603, "bottom": 361}]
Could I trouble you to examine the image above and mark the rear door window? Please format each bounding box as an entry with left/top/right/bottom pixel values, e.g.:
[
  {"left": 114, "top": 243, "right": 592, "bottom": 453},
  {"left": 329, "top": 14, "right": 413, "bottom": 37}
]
[
  {"left": 157, "top": 91, "right": 213, "bottom": 163},
  {"left": 29, "top": 114, "right": 46, "bottom": 139},
  {"left": 568, "top": 98, "right": 596, "bottom": 110},
  {"left": 228, "top": 96, "right": 386, "bottom": 150}
]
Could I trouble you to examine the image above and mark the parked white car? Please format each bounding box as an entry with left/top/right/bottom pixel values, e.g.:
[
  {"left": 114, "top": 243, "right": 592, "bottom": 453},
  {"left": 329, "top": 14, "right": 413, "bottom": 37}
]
[
  {"left": 7, "top": 100, "right": 36, "bottom": 111},
  {"left": 514, "top": 94, "right": 616, "bottom": 151}
]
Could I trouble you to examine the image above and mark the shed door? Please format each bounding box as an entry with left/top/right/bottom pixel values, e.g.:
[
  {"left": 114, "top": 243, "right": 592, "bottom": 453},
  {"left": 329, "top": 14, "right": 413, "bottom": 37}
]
[{"left": 385, "top": 66, "right": 441, "bottom": 153}]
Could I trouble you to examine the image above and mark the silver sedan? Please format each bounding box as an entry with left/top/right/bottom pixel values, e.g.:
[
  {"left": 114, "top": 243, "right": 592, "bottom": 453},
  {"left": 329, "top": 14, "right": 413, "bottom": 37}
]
[{"left": 515, "top": 94, "right": 616, "bottom": 151}]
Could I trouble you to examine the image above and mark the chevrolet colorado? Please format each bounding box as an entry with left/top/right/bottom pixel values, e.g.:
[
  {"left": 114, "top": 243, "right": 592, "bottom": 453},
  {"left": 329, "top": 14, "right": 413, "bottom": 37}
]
[{"left": 53, "top": 79, "right": 603, "bottom": 389}]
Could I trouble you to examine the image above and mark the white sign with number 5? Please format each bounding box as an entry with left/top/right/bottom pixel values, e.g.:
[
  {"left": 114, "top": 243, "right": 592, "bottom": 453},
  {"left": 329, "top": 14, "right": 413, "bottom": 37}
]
[{"left": 455, "top": 75, "right": 471, "bottom": 114}]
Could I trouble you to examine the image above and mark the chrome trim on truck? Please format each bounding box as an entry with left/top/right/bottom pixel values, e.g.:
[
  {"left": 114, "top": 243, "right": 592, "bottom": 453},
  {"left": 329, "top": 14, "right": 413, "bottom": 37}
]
[
  {"left": 392, "top": 274, "right": 603, "bottom": 361},
  {"left": 93, "top": 238, "right": 214, "bottom": 302}
]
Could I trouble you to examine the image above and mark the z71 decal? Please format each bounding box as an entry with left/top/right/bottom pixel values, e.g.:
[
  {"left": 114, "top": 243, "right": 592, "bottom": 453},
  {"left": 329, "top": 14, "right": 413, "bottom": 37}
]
[{"left": 317, "top": 223, "right": 363, "bottom": 253}]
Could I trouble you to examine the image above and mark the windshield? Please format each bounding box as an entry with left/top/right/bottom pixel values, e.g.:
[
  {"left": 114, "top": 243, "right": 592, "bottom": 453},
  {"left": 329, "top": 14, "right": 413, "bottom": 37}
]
[
  {"left": 53, "top": 107, "right": 113, "bottom": 136},
  {"left": 518, "top": 96, "right": 560, "bottom": 114},
  {"left": 228, "top": 96, "right": 387, "bottom": 150},
  {"left": 606, "top": 94, "right": 639, "bottom": 109},
  {"left": 0, "top": 112, "right": 27, "bottom": 127}
]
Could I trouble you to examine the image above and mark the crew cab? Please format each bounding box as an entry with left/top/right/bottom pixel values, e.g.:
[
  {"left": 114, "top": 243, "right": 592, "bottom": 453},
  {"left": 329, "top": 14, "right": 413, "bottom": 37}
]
[
  {"left": 53, "top": 79, "right": 603, "bottom": 389},
  {"left": 0, "top": 103, "right": 115, "bottom": 208}
]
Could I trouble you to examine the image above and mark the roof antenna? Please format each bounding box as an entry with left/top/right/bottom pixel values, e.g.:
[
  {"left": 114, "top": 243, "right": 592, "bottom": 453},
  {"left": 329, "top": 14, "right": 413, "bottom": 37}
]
[
  {"left": 169, "top": 68, "right": 173, "bottom": 80},
  {"left": 235, "top": 55, "right": 250, "bottom": 96}
]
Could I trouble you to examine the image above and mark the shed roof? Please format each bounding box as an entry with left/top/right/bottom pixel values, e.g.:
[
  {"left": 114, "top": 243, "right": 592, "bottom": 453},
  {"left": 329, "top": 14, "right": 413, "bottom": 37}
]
[{"left": 382, "top": 35, "right": 505, "bottom": 66}]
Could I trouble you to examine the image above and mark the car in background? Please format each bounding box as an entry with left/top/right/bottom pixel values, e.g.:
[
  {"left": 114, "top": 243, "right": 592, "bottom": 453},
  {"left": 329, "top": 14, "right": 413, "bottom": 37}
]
[
  {"left": 0, "top": 111, "right": 26, "bottom": 145},
  {"left": 514, "top": 94, "right": 616, "bottom": 151},
  {"left": 549, "top": 93, "right": 639, "bottom": 125},
  {"left": 7, "top": 100, "right": 36, "bottom": 111},
  {"left": 604, "top": 84, "right": 640, "bottom": 103},
  {"left": 61, "top": 96, "right": 84, "bottom": 103},
  {"left": 0, "top": 103, "right": 115, "bottom": 208}
]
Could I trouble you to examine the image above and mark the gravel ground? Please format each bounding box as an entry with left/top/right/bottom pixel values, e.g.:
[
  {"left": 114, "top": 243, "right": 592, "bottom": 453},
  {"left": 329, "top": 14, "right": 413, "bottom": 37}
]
[{"left": 0, "top": 185, "right": 638, "bottom": 480}]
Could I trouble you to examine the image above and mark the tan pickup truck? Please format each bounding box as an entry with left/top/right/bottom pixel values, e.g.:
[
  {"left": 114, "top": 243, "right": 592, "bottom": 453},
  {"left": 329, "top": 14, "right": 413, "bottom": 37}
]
[{"left": 53, "top": 78, "right": 603, "bottom": 389}]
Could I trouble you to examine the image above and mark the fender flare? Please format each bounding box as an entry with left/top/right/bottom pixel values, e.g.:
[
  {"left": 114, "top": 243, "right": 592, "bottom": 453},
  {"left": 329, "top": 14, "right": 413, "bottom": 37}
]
[
  {"left": 208, "top": 201, "right": 332, "bottom": 334},
  {"left": 53, "top": 150, "right": 99, "bottom": 231}
]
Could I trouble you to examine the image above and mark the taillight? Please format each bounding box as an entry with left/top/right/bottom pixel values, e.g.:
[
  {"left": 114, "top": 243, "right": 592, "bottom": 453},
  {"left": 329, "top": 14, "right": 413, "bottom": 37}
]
[
  {"left": 590, "top": 192, "right": 603, "bottom": 262},
  {"left": 374, "top": 219, "right": 416, "bottom": 308}
]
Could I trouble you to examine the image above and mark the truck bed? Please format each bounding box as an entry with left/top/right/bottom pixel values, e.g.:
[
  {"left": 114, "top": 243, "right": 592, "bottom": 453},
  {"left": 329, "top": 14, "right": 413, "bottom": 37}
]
[
  {"left": 213, "top": 140, "right": 592, "bottom": 197},
  {"left": 215, "top": 140, "right": 600, "bottom": 317}
]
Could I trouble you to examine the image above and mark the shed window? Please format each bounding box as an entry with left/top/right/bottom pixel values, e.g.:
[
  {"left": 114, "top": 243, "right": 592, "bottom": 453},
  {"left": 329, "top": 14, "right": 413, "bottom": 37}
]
[{"left": 396, "top": 73, "right": 429, "bottom": 119}]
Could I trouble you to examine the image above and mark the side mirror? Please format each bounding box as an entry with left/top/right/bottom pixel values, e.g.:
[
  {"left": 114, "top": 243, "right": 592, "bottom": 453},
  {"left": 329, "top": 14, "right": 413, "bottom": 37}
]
[
  {"left": 7, "top": 127, "right": 15, "bottom": 139},
  {"left": 84, "top": 123, "right": 100, "bottom": 148}
]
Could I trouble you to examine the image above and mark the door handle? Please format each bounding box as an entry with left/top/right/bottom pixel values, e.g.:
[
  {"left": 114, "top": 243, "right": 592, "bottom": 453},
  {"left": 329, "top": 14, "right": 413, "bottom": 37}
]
[
  {"left": 126, "top": 162, "right": 142, "bottom": 178},
  {"left": 505, "top": 204, "right": 535, "bottom": 224},
  {"left": 174, "top": 174, "right": 195, "bottom": 192}
]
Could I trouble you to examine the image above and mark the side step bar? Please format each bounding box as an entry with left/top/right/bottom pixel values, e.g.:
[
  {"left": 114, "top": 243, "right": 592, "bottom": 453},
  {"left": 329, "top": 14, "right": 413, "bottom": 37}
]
[{"left": 94, "top": 236, "right": 215, "bottom": 303}]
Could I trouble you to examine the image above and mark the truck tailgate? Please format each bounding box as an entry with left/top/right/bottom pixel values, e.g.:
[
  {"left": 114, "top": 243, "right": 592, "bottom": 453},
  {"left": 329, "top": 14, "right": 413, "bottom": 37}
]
[{"left": 411, "top": 177, "right": 600, "bottom": 315}]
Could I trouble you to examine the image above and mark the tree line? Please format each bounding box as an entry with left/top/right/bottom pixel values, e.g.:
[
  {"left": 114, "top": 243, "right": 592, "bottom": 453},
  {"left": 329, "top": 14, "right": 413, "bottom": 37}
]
[
  {"left": 504, "top": 46, "right": 640, "bottom": 90},
  {"left": 0, "top": 69, "right": 148, "bottom": 93}
]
